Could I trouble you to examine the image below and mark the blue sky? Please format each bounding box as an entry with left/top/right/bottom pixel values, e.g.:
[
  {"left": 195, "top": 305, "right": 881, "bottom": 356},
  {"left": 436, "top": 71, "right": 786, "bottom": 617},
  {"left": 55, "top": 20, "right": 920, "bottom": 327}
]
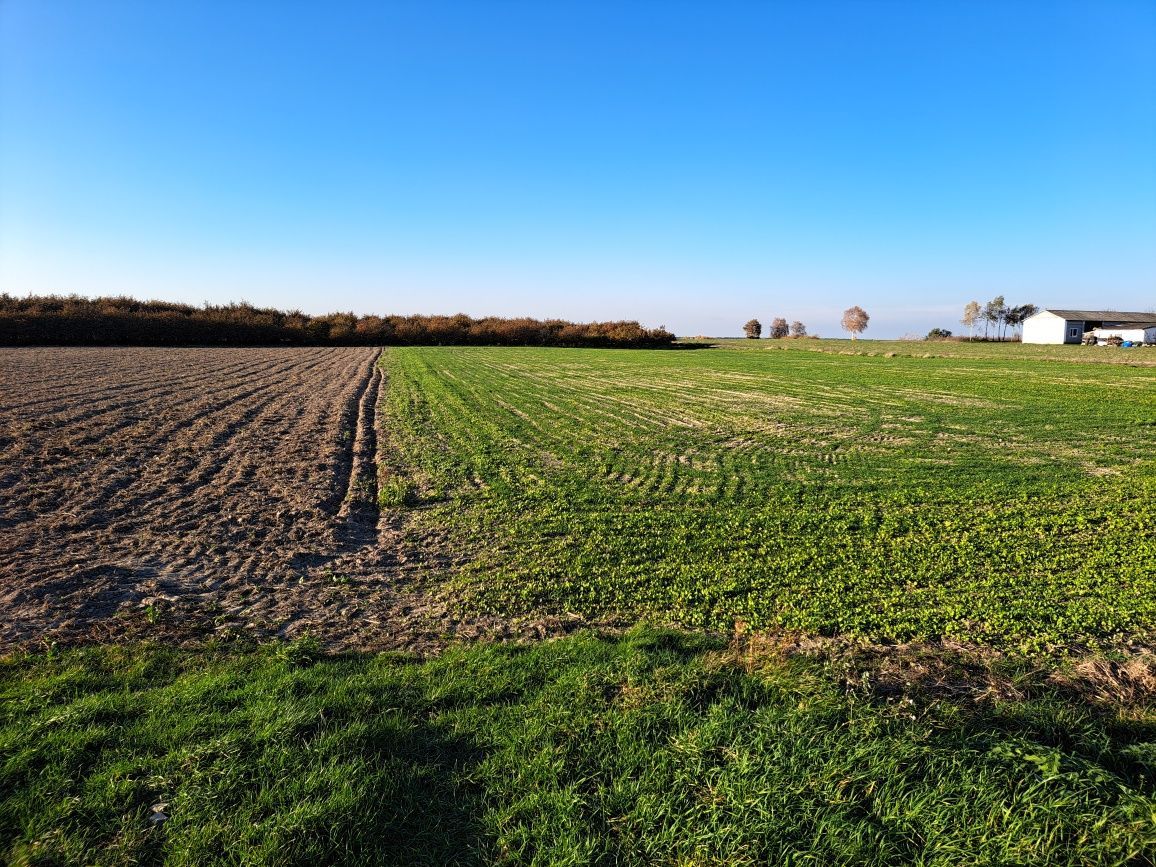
[{"left": 2, "top": 1, "right": 1153, "bottom": 338}]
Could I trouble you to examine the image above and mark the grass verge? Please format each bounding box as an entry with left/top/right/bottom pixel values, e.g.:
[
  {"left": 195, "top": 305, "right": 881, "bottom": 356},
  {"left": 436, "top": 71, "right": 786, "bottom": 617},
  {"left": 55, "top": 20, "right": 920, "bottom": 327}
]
[{"left": 3, "top": 628, "right": 1155, "bottom": 865}]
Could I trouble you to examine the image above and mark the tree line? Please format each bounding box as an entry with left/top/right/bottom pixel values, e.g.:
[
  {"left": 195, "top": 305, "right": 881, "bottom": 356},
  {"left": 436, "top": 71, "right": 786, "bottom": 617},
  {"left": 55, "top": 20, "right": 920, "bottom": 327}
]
[
  {"left": 743, "top": 317, "right": 810, "bottom": 339},
  {"left": 744, "top": 306, "right": 869, "bottom": 340},
  {"left": 960, "top": 297, "right": 1037, "bottom": 341},
  {"left": 0, "top": 294, "right": 676, "bottom": 348}
]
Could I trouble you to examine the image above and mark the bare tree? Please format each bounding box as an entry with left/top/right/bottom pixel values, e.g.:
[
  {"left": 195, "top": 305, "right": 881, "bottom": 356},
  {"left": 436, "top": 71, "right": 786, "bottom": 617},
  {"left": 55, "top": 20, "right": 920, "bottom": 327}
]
[
  {"left": 743, "top": 318, "right": 762, "bottom": 339},
  {"left": 961, "top": 301, "right": 981, "bottom": 341},
  {"left": 770, "top": 317, "right": 789, "bottom": 339},
  {"left": 841, "top": 306, "right": 869, "bottom": 340},
  {"left": 790, "top": 320, "right": 807, "bottom": 337}
]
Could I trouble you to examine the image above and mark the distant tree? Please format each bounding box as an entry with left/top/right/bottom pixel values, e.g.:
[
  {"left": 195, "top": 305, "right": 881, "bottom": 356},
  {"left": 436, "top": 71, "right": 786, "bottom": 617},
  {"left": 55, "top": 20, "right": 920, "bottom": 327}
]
[
  {"left": 790, "top": 320, "right": 807, "bottom": 337},
  {"left": 983, "top": 295, "right": 1006, "bottom": 340},
  {"left": 960, "top": 301, "right": 981, "bottom": 341},
  {"left": 926, "top": 328, "right": 953, "bottom": 340},
  {"left": 770, "top": 317, "right": 790, "bottom": 339},
  {"left": 841, "top": 306, "right": 869, "bottom": 340},
  {"left": 743, "top": 318, "right": 762, "bottom": 339},
  {"left": 1003, "top": 303, "right": 1038, "bottom": 337},
  {"left": 1002, "top": 306, "right": 1021, "bottom": 336}
]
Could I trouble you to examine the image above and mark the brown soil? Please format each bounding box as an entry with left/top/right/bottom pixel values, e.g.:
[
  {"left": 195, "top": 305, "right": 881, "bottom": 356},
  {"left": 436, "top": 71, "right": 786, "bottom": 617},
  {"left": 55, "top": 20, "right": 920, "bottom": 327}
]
[{"left": 0, "top": 347, "right": 538, "bottom": 653}]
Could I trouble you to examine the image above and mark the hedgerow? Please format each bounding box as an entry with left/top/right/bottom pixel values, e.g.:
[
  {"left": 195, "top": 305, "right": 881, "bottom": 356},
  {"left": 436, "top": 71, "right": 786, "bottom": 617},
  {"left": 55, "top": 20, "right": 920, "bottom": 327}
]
[{"left": 0, "top": 294, "right": 674, "bottom": 348}]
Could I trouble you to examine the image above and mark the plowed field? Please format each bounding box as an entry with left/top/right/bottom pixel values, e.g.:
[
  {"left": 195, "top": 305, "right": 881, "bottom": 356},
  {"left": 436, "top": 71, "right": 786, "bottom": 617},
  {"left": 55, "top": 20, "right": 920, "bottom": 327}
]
[{"left": 0, "top": 347, "right": 438, "bottom": 649}]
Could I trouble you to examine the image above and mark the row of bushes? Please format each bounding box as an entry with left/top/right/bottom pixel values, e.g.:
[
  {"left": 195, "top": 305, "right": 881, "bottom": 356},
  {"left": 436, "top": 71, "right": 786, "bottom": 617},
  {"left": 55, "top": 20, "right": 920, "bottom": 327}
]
[{"left": 0, "top": 295, "right": 676, "bottom": 348}]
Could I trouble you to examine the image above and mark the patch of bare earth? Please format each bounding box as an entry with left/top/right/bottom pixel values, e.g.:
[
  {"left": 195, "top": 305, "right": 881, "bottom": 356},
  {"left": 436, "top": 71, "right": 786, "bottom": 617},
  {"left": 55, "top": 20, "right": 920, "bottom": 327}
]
[
  {"left": 0, "top": 347, "right": 521, "bottom": 652},
  {"left": 715, "top": 628, "right": 1156, "bottom": 712}
]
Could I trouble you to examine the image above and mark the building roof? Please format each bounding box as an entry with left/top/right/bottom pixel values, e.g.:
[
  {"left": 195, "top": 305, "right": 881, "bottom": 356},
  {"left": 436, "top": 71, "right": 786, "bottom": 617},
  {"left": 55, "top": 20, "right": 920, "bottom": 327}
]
[{"left": 1043, "top": 309, "right": 1156, "bottom": 323}]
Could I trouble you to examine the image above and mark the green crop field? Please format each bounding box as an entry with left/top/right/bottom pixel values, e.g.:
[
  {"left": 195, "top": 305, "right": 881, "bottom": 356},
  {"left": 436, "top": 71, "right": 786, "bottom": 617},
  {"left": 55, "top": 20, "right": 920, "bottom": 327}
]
[{"left": 386, "top": 343, "right": 1156, "bottom": 649}]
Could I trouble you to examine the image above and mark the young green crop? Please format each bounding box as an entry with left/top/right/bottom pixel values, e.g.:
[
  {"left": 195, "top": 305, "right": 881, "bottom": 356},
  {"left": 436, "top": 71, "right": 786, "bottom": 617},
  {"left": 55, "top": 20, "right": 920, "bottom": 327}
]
[{"left": 382, "top": 344, "right": 1155, "bottom": 649}]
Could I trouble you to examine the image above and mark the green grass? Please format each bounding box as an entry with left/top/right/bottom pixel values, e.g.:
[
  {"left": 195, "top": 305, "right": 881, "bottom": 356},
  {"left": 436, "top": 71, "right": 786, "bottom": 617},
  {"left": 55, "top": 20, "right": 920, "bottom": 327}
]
[
  {"left": 3, "top": 630, "right": 1155, "bottom": 865},
  {"left": 384, "top": 344, "right": 1156, "bottom": 649}
]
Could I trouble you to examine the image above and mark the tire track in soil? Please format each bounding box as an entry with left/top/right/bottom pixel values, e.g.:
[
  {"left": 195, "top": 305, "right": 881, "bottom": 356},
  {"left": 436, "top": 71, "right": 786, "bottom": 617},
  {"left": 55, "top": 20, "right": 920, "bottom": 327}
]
[{"left": 336, "top": 350, "right": 383, "bottom": 548}]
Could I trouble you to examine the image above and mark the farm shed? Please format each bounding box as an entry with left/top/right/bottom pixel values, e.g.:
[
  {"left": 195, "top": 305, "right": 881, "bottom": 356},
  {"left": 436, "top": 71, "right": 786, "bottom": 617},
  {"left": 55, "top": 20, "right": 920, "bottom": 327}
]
[{"left": 1021, "top": 309, "right": 1156, "bottom": 344}]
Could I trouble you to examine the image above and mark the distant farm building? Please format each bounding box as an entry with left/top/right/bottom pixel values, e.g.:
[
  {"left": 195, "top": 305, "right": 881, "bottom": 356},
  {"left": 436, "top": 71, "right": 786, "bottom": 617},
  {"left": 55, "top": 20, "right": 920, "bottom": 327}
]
[{"left": 1021, "top": 309, "right": 1156, "bottom": 345}]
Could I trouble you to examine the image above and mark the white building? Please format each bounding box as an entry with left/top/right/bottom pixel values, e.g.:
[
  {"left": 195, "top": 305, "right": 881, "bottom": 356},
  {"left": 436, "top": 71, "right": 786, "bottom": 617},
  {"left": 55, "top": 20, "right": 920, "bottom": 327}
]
[
  {"left": 1091, "top": 325, "right": 1156, "bottom": 345},
  {"left": 1021, "top": 309, "right": 1156, "bottom": 345}
]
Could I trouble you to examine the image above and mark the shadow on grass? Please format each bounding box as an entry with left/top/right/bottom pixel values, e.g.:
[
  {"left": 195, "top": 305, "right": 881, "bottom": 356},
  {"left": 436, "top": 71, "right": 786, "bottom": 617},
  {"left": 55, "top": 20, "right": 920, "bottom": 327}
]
[
  {"left": 326, "top": 720, "right": 491, "bottom": 866},
  {"left": 225, "top": 671, "right": 499, "bottom": 866},
  {"left": 957, "top": 692, "right": 1156, "bottom": 794},
  {"left": 625, "top": 624, "right": 721, "bottom": 658},
  {"left": 0, "top": 651, "right": 499, "bottom": 866}
]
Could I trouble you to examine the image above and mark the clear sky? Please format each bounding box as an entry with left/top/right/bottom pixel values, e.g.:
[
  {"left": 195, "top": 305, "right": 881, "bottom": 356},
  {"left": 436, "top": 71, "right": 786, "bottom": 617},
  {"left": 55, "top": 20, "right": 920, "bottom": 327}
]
[{"left": 2, "top": 1, "right": 1153, "bottom": 338}]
